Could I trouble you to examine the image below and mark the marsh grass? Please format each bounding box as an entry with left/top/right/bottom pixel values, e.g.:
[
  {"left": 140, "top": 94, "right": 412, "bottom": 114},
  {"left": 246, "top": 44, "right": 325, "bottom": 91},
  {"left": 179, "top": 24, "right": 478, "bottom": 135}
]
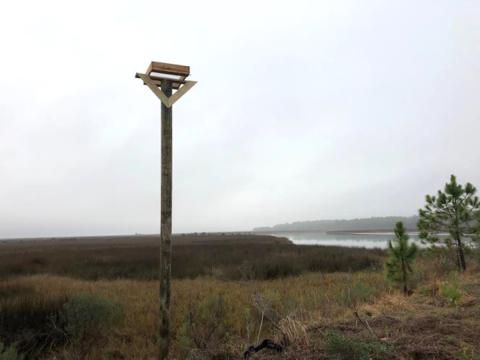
[
  {"left": 0, "top": 240, "right": 383, "bottom": 281},
  {"left": 0, "top": 270, "right": 388, "bottom": 359},
  {"left": 0, "top": 236, "right": 478, "bottom": 359},
  {"left": 1, "top": 266, "right": 479, "bottom": 359},
  {"left": 0, "top": 280, "right": 125, "bottom": 358},
  {"left": 0, "top": 288, "right": 68, "bottom": 357}
]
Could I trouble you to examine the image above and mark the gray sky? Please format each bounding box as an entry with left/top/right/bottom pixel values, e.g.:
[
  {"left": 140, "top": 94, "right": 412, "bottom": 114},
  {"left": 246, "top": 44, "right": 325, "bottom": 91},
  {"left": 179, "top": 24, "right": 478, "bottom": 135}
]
[{"left": 0, "top": 0, "right": 479, "bottom": 237}]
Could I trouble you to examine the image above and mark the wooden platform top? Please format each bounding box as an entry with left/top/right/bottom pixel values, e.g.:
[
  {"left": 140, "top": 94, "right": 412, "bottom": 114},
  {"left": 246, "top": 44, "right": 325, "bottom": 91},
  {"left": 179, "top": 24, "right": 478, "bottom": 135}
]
[{"left": 147, "top": 61, "right": 190, "bottom": 77}]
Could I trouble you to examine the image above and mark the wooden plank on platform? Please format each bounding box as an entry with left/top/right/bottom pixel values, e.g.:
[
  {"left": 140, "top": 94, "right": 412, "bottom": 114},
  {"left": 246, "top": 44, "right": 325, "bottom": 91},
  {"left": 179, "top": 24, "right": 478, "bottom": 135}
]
[{"left": 147, "top": 61, "right": 190, "bottom": 77}]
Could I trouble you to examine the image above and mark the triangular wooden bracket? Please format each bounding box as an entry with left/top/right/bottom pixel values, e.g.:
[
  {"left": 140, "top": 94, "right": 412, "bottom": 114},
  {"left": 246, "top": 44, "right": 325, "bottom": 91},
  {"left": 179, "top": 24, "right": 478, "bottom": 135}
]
[{"left": 136, "top": 73, "right": 196, "bottom": 108}]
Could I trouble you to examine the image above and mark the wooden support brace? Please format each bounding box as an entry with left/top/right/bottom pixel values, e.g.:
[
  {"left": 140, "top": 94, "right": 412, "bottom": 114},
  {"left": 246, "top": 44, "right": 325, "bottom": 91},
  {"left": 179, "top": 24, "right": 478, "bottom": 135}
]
[
  {"left": 168, "top": 80, "right": 196, "bottom": 107},
  {"left": 136, "top": 73, "right": 196, "bottom": 108}
]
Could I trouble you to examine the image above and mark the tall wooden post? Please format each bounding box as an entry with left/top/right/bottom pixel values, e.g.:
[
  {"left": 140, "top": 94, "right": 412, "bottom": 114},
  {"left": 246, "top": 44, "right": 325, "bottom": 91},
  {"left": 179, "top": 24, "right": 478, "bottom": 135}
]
[
  {"left": 159, "top": 80, "right": 173, "bottom": 359},
  {"left": 135, "top": 61, "right": 196, "bottom": 360}
]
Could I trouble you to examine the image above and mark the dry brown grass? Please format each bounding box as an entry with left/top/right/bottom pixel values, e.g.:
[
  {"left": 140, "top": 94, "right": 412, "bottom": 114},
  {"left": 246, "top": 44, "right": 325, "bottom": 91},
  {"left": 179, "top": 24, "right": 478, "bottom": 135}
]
[
  {"left": 296, "top": 268, "right": 480, "bottom": 360},
  {"left": 1, "top": 270, "right": 389, "bottom": 359},
  {"left": 1, "top": 236, "right": 479, "bottom": 359},
  {"left": 2, "top": 268, "right": 480, "bottom": 359}
]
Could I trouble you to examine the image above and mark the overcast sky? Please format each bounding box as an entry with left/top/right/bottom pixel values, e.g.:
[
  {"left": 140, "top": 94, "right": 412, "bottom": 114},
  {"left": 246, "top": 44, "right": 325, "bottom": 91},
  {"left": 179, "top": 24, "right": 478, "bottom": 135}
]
[{"left": 0, "top": 0, "right": 479, "bottom": 237}]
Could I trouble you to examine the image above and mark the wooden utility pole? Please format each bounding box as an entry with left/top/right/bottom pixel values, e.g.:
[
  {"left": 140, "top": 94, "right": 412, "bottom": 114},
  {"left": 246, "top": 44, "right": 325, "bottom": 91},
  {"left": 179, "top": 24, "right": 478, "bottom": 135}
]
[
  {"left": 136, "top": 62, "right": 196, "bottom": 359},
  {"left": 159, "top": 80, "right": 172, "bottom": 359}
]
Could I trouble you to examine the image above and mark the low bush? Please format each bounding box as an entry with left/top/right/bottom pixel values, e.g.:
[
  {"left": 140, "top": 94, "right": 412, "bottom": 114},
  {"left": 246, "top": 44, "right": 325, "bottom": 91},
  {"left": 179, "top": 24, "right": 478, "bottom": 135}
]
[
  {"left": 0, "top": 342, "right": 24, "bottom": 360},
  {"left": 0, "top": 295, "right": 67, "bottom": 357},
  {"left": 340, "top": 281, "right": 376, "bottom": 309},
  {"left": 61, "top": 294, "right": 123, "bottom": 341},
  {"left": 325, "top": 331, "right": 391, "bottom": 360},
  {"left": 440, "top": 273, "right": 462, "bottom": 306},
  {"left": 0, "top": 290, "right": 124, "bottom": 358}
]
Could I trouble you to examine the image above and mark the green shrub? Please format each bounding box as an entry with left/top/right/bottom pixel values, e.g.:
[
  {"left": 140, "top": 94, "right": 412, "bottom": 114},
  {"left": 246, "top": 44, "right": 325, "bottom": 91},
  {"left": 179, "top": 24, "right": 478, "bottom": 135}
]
[
  {"left": 0, "top": 342, "right": 24, "bottom": 360},
  {"left": 441, "top": 284, "right": 462, "bottom": 305},
  {"left": 340, "top": 282, "right": 375, "bottom": 309},
  {"left": 61, "top": 294, "right": 123, "bottom": 340},
  {"left": 325, "top": 331, "right": 391, "bottom": 360},
  {"left": 440, "top": 274, "right": 462, "bottom": 306}
]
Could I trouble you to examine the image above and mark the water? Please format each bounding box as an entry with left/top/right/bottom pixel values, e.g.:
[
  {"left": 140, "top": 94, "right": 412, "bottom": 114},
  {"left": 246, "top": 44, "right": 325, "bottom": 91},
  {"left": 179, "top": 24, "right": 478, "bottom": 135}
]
[{"left": 268, "top": 231, "right": 422, "bottom": 249}]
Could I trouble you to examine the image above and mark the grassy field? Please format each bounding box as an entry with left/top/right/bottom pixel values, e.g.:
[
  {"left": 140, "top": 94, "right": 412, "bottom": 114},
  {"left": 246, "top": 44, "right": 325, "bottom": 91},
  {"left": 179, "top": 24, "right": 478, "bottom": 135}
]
[
  {"left": 0, "top": 234, "right": 383, "bottom": 280},
  {"left": 0, "top": 234, "right": 479, "bottom": 359}
]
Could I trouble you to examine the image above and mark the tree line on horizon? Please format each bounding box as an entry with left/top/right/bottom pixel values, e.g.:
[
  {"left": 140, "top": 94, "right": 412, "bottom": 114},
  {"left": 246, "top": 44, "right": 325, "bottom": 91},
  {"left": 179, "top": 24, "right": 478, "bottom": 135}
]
[{"left": 254, "top": 216, "right": 419, "bottom": 232}]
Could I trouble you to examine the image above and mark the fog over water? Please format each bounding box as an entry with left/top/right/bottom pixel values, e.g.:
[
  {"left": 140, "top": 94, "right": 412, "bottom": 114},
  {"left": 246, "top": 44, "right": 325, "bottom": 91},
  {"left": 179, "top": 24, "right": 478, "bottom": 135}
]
[{"left": 0, "top": 1, "right": 479, "bottom": 237}]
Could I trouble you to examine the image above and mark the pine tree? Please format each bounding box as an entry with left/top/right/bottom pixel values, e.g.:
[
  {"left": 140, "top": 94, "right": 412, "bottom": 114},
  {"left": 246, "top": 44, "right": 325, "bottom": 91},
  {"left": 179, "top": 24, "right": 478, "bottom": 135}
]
[
  {"left": 385, "top": 222, "right": 417, "bottom": 295},
  {"left": 418, "top": 175, "right": 480, "bottom": 272}
]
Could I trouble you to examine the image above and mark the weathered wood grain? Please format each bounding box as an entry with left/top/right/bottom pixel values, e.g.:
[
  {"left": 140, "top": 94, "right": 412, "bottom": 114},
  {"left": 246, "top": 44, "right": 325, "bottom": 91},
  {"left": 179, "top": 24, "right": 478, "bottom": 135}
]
[
  {"left": 147, "top": 61, "right": 190, "bottom": 77},
  {"left": 159, "top": 80, "right": 173, "bottom": 360}
]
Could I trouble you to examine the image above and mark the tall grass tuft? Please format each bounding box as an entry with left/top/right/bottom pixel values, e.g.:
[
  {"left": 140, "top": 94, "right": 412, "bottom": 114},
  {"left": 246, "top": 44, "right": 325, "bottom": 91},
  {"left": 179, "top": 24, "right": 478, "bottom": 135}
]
[
  {"left": 0, "top": 293, "right": 68, "bottom": 357},
  {"left": 325, "top": 331, "right": 391, "bottom": 360}
]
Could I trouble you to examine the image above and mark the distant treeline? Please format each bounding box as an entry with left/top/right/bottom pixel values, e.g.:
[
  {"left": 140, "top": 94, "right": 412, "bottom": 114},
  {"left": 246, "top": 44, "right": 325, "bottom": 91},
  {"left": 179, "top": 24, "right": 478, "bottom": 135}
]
[{"left": 253, "top": 216, "right": 419, "bottom": 232}]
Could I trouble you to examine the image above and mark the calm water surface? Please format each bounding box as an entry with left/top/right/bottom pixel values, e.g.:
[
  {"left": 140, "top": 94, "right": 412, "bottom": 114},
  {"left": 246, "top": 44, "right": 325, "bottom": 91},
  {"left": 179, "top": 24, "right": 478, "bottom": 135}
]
[{"left": 269, "top": 231, "right": 422, "bottom": 249}]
